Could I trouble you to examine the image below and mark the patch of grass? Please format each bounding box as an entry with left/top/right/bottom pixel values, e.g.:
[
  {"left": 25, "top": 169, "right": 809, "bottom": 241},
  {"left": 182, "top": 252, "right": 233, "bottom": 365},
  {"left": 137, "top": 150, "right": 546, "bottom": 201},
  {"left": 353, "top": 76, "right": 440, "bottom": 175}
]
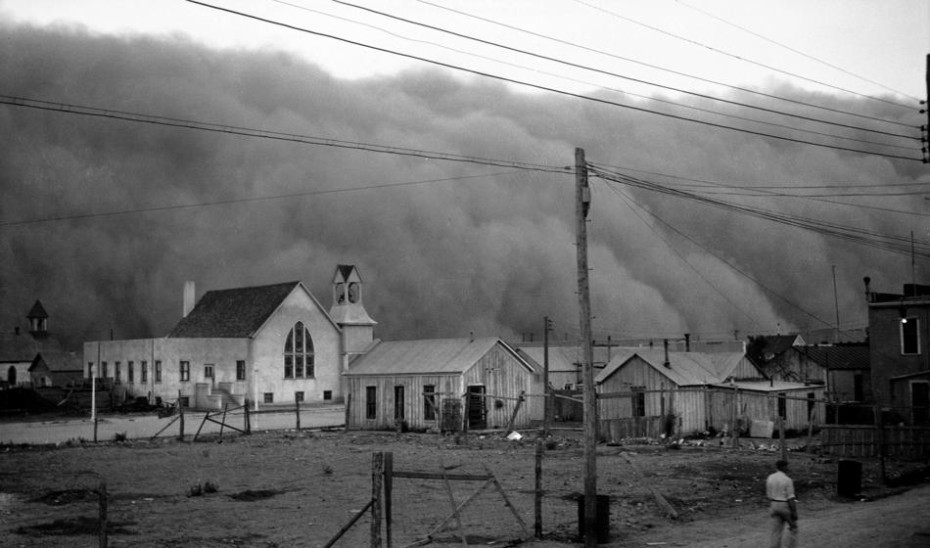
[
  {"left": 229, "top": 489, "right": 282, "bottom": 502},
  {"left": 14, "top": 516, "right": 136, "bottom": 536}
]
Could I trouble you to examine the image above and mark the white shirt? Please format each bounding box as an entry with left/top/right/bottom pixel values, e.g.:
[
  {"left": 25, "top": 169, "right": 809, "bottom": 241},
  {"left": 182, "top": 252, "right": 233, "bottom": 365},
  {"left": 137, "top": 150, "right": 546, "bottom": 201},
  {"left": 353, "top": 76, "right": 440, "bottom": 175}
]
[{"left": 766, "top": 470, "right": 795, "bottom": 501}]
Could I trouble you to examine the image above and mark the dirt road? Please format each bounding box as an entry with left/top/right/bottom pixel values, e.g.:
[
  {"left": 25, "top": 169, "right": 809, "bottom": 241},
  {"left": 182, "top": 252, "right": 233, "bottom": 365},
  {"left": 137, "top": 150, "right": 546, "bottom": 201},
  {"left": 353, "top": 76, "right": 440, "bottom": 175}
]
[{"left": 607, "top": 483, "right": 930, "bottom": 547}]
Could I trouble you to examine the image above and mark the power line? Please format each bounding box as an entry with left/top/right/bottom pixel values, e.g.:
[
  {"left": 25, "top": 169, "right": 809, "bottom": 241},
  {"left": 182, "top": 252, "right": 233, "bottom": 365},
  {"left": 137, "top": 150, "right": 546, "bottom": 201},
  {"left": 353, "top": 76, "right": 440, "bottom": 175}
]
[
  {"left": 570, "top": 0, "right": 918, "bottom": 110},
  {"left": 184, "top": 0, "right": 925, "bottom": 163},
  {"left": 335, "top": 0, "right": 920, "bottom": 144},
  {"left": 416, "top": 0, "right": 919, "bottom": 129},
  {"left": 589, "top": 163, "right": 930, "bottom": 257},
  {"left": 0, "top": 167, "right": 525, "bottom": 227},
  {"left": 0, "top": 95, "right": 570, "bottom": 174},
  {"left": 673, "top": 0, "right": 921, "bottom": 101},
  {"left": 277, "top": 0, "right": 916, "bottom": 150},
  {"left": 589, "top": 162, "right": 930, "bottom": 219},
  {"left": 601, "top": 181, "right": 834, "bottom": 329}
]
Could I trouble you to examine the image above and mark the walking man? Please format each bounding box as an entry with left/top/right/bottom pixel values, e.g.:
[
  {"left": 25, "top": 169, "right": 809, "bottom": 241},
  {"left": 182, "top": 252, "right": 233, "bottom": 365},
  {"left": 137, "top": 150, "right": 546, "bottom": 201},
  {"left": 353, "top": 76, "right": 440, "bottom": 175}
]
[{"left": 766, "top": 459, "right": 798, "bottom": 547}]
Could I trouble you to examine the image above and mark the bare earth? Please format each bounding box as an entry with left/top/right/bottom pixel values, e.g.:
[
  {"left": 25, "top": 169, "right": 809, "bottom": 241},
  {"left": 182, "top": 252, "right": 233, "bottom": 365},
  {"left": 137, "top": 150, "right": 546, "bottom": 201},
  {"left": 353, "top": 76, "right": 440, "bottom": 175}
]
[{"left": 1, "top": 424, "right": 928, "bottom": 547}]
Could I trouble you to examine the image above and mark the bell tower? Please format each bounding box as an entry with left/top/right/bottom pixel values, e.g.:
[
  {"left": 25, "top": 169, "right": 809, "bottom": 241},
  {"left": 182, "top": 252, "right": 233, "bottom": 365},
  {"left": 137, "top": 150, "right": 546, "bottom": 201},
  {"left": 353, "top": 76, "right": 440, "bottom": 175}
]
[{"left": 329, "top": 265, "right": 376, "bottom": 370}]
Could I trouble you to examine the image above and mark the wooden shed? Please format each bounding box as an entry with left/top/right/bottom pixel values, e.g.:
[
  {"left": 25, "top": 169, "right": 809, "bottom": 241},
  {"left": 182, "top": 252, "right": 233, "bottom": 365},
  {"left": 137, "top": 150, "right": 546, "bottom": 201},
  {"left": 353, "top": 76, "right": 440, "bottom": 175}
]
[
  {"left": 595, "top": 349, "right": 767, "bottom": 437},
  {"left": 344, "top": 337, "right": 541, "bottom": 431}
]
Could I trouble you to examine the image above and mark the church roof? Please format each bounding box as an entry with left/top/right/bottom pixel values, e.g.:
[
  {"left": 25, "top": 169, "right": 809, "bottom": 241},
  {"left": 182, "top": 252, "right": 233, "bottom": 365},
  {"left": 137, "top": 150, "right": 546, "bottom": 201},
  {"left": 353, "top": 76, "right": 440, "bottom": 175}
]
[{"left": 168, "top": 281, "right": 301, "bottom": 338}]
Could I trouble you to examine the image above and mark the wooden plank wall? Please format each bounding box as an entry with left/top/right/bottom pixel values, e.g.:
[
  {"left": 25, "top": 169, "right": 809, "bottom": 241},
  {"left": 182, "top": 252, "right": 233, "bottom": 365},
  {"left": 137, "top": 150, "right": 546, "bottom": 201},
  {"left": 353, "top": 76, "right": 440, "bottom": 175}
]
[
  {"left": 599, "top": 416, "right": 666, "bottom": 442},
  {"left": 461, "top": 344, "right": 537, "bottom": 428}
]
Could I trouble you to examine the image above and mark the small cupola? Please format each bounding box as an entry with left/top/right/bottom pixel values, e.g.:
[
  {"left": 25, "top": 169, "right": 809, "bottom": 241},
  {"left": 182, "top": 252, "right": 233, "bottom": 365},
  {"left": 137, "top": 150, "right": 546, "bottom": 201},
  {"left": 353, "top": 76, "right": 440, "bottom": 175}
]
[
  {"left": 329, "top": 265, "right": 376, "bottom": 327},
  {"left": 27, "top": 300, "right": 49, "bottom": 337}
]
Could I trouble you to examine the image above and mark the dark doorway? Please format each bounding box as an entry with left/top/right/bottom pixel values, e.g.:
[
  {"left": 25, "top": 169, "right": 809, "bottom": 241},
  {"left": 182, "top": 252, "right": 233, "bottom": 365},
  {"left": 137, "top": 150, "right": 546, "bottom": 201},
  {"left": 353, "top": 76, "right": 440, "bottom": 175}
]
[
  {"left": 394, "top": 385, "right": 405, "bottom": 421},
  {"left": 912, "top": 382, "right": 929, "bottom": 425},
  {"left": 7, "top": 366, "right": 15, "bottom": 385},
  {"left": 467, "top": 385, "right": 486, "bottom": 429}
]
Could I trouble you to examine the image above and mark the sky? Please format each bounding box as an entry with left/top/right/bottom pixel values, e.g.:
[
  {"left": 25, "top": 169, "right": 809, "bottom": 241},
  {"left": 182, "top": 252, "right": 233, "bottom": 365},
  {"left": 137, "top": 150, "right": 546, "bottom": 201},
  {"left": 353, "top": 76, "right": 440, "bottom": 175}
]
[{"left": 1, "top": 0, "right": 929, "bottom": 351}]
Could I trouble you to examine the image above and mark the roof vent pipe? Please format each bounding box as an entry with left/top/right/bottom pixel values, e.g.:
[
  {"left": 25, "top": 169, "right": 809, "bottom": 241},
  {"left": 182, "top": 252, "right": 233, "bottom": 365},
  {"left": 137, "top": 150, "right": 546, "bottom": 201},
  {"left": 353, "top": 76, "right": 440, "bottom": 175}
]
[
  {"left": 684, "top": 333, "right": 691, "bottom": 352},
  {"left": 663, "top": 339, "right": 670, "bottom": 368}
]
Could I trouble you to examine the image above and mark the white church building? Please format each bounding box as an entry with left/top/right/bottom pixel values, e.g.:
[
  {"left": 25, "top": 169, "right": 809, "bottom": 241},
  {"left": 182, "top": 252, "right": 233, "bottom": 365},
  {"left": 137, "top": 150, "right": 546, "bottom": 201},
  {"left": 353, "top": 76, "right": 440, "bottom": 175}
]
[{"left": 83, "top": 265, "right": 376, "bottom": 409}]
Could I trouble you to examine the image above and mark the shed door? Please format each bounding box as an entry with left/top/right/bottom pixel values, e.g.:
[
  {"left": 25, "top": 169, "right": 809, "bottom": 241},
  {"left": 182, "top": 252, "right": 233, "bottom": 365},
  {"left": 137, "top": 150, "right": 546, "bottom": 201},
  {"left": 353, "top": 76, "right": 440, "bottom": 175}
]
[
  {"left": 912, "top": 382, "right": 929, "bottom": 425},
  {"left": 394, "top": 385, "right": 405, "bottom": 421},
  {"left": 467, "top": 385, "right": 486, "bottom": 429}
]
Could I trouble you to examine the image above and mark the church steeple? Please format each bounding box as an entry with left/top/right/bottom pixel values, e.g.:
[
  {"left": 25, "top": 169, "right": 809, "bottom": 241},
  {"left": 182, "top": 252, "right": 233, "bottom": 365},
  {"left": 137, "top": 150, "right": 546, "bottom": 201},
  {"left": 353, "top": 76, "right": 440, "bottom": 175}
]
[
  {"left": 27, "top": 300, "right": 49, "bottom": 337},
  {"left": 329, "top": 265, "right": 376, "bottom": 369}
]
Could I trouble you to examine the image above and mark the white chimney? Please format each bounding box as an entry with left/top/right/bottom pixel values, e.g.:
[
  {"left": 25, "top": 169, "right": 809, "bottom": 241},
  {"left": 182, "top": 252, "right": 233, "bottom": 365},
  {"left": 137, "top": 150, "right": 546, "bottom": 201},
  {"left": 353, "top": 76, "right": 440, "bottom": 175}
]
[{"left": 183, "top": 281, "right": 196, "bottom": 318}]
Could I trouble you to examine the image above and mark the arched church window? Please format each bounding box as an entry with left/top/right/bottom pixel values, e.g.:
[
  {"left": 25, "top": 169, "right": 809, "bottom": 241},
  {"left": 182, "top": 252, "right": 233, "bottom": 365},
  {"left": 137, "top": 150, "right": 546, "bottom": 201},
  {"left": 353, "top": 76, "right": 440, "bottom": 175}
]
[{"left": 284, "top": 322, "right": 315, "bottom": 379}]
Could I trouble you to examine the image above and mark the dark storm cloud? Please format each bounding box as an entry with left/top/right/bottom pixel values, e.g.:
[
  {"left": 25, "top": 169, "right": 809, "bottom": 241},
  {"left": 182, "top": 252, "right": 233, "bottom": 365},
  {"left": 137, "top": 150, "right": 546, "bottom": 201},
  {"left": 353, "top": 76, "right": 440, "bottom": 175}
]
[{"left": 0, "top": 22, "right": 924, "bottom": 349}]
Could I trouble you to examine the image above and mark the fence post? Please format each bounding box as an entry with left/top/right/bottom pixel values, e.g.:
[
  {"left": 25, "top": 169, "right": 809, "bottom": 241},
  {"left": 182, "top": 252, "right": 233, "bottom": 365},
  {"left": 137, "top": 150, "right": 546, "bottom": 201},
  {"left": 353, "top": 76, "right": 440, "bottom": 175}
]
[
  {"left": 371, "top": 452, "right": 384, "bottom": 548},
  {"left": 295, "top": 395, "right": 301, "bottom": 431},
  {"left": 244, "top": 399, "right": 251, "bottom": 435},
  {"left": 384, "top": 452, "right": 393, "bottom": 548},
  {"left": 178, "top": 391, "right": 185, "bottom": 442},
  {"left": 731, "top": 387, "right": 739, "bottom": 449},
  {"left": 344, "top": 393, "right": 351, "bottom": 434},
  {"left": 876, "top": 404, "right": 886, "bottom": 484},
  {"left": 778, "top": 416, "right": 787, "bottom": 462},
  {"left": 535, "top": 437, "right": 543, "bottom": 538},
  {"left": 98, "top": 480, "right": 108, "bottom": 548}
]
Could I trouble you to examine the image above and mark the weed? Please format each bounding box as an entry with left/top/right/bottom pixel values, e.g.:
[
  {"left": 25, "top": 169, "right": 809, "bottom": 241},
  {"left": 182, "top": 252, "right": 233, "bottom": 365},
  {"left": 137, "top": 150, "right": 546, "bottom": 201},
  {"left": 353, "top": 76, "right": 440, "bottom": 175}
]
[
  {"left": 203, "top": 481, "right": 219, "bottom": 494},
  {"left": 322, "top": 463, "right": 334, "bottom": 475},
  {"left": 113, "top": 432, "right": 128, "bottom": 442}
]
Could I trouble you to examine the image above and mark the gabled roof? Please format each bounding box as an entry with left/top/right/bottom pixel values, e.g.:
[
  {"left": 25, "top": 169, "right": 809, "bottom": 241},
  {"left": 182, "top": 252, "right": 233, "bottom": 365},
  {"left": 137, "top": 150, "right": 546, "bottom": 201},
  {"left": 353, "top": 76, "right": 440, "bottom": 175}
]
[
  {"left": 800, "top": 346, "right": 870, "bottom": 371},
  {"left": 596, "top": 349, "right": 748, "bottom": 387},
  {"left": 0, "top": 331, "right": 39, "bottom": 362},
  {"left": 711, "top": 380, "right": 825, "bottom": 393},
  {"left": 169, "top": 281, "right": 310, "bottom": 338},
  {"left": 29, "top": 350, "right": 83, "bottom": 372},
  {"left": 346, "top": 337, "right": 533, "bottom": 376},
  {"left": 515, "top": 344, "right": 613, "bottom": 372},
  {"left": 760, "top": 334, "right": 804, "bottom": 358},
  {"left": 28, "top": 300, "right": 48, "bottom": 319}
]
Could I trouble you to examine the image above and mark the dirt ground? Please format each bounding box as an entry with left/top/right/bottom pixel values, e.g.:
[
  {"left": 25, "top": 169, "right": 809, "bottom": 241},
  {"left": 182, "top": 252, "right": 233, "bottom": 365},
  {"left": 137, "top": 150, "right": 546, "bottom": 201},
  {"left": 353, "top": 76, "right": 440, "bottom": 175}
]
[{"left": 1, "top": 427, "right": 928, "bottom": 547}]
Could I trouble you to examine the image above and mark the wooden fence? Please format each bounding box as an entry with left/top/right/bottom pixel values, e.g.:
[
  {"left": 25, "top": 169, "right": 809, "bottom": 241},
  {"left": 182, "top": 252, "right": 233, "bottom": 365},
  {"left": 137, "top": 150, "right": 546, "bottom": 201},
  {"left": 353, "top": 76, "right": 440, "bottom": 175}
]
[
  {"left": 599, "top": 416, "right": 668, "bottom": 442},
  {"left": 821, "top": 424, "right": 930, "bottom": 458}
]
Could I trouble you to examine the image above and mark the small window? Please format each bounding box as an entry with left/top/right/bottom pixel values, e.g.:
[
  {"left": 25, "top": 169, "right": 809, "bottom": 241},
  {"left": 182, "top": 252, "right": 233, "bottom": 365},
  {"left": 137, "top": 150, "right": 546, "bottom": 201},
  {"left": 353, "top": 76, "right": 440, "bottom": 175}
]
[
  {"left": 632, "top": 386, "right": 646, "bottom": 417},
  {"left": 236, "top": 360, "right": 246, "bottom": 381},
  {"left": 102, "top": 362, "right": 108, "bottom": 378},
  {"left": 323, "top": 390, "right": 332, "bottom": 401},
  {"left": 180, "top": 396, "right": 190, "bottom": 408},
  {"left": 128, "top": 361, "right": 134, "bottom": 384},
  {"left": 778, "top": 393, "right": 787, "bottom": 420},
  {"left": 394, "top": 385, "right": 405, "bottom": 420},
  {"left": 204, "top": 365, "right": 214, "bottom": 380},
  {"left": 180, "top": 361, "right": 190, "bottom": 382},
  {"left": 902, "top": 317, "right": 920, "bottom": 355},
  {"left": 114, "top": 362, "right": 121, "bottom": 383},
  {"left": 155, "top": 361, "right": 162, "bottom": 383},
  {"left": 424, "top": 385, "right": 437, "bottom": 421},
  {"left": 295, "top": 391, "right": 305, "bottom": 403},
  {"left": 87, "top": 362, "right": 94, "bottom": 379},
  {"left": 141, "top": 361, "right": 148, "bottom": 383},
  {"left": 264, "top": 392, "right": 274, "bottom": 404},
  {"left": 366, "top": 386, "right": 377, "bottom": 420}
]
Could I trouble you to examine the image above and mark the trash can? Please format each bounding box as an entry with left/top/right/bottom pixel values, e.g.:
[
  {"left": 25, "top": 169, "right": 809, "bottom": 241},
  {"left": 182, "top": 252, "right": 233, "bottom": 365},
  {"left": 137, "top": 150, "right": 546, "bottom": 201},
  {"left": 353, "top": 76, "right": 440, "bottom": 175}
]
[
  {"left": 837, "top": 459, "right": 862, "bottom": 497},
  {"left": 577, "top": 494, "right": 610, "bottom": 543}
]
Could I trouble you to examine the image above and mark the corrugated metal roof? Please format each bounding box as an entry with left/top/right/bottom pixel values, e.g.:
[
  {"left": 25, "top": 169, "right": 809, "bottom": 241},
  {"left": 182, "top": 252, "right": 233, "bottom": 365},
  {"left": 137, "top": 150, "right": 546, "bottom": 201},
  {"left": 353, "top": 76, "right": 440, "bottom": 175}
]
[
  {"left": 800, "top": 346, "right": 870, "bottom": 370},
  {"left": 168, "top": 281, "right": 300, "bottom": 338},
  {"left": 596, "top": 349, "right": 747, "bottom": 386},
  {"left": 516, "top": 344, "right": 620, "bottom": 371},
  {"left": 346, "top": 337, "right": 527, "bottom": 376}
]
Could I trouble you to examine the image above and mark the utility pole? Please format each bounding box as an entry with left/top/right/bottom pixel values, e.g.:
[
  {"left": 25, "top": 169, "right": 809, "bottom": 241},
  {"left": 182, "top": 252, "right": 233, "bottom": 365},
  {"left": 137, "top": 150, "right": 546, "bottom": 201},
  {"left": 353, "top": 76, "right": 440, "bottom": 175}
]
[
  {"left": 576, "top": 147, "right": 598, "bottom": 547},
  {"left": 832, "top": 265, "right": 840, "bottom": 344},
  {"left": 543, "top": 316, "right": 552, "bottom": 436}
]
